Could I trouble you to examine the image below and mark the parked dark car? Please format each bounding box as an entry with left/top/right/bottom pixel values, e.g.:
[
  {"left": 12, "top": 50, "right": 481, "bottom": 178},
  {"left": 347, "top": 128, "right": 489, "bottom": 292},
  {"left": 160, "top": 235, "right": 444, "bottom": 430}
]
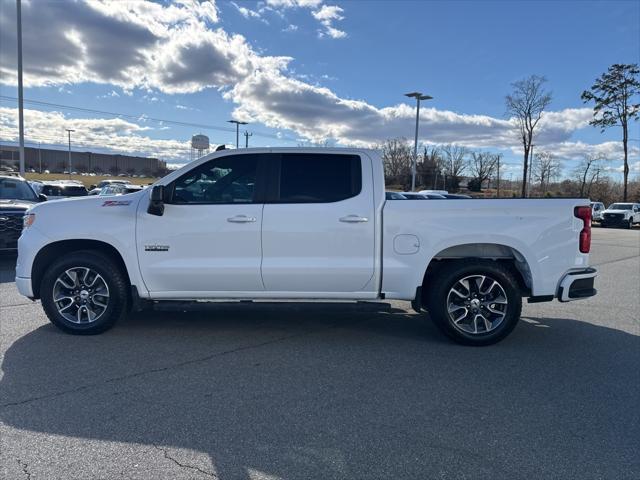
[
  {"left": 401, "top": 192, "right": 447, "bottom": 200},
  {"left": 385, "top": 191, "right": 407, "bottom": 200},
  {"left": 440, "top": 193, "right": 472, "bottom": 199},
  {"left": 40, "top": 183, "right": 88, "bottom": 199},
  {"left": 0, "top": 175, "right": 45, "bottom": 251}
]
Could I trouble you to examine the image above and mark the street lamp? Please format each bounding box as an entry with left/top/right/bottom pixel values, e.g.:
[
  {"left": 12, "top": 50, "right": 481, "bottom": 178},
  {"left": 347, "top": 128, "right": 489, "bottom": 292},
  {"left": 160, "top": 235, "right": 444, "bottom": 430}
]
[
  {"left": 405, "top": 92, "right": 433, "bottom": 191},
  {"left": 16, "top": 0, "right": 25, "bottom": 176},
  {"left": 227, "top": 120, "right": 248, "bottom": 149},
  {"left": 66, "top": 129, "right": 75, "bottom": 174}
]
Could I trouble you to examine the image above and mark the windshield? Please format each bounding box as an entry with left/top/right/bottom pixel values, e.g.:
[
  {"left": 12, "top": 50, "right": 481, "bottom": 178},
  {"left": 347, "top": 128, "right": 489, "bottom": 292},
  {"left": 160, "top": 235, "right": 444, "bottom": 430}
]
[
  {"left": 0, "top": 178, "right": 38, "bottom": 201},
  {"left": 608, "top": 204, "right": 633, "bottom": 210}
]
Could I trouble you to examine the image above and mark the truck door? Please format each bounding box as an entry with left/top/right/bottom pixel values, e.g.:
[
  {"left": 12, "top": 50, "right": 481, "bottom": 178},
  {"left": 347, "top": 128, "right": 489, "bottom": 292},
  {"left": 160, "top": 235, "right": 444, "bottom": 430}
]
[
  {"left": 136, "top": 153, "right": 269, "bottom": 295},
  {"left": 260, "top": 152, "right": 376, "bottom": 293}
]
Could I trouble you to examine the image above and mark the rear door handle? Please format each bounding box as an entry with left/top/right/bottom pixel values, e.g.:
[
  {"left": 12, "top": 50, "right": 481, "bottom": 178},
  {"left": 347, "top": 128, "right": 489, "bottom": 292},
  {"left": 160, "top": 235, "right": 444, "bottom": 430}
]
[
  {"left": 339, "top": 215, "right": 368, "bottom": 223},
  {"left": 227, "top": 215, "right": 257, "bottom": 223}
]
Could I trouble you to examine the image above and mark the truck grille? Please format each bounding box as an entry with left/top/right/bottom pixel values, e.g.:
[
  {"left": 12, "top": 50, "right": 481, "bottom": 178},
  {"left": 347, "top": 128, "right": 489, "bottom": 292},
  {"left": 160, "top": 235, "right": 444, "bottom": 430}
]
[
  {"left": 603, "top": 213, "right": 624, "bottom": 220},
  {"left": 0, "top": 212, "right": 24, "bottom": 249}
]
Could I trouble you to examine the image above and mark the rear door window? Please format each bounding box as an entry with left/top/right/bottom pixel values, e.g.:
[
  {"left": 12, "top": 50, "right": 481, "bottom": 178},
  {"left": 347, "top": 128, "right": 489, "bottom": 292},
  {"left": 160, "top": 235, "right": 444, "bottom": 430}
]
[{"left": 275, "top": 153, "right": 361, "bottom": 203}]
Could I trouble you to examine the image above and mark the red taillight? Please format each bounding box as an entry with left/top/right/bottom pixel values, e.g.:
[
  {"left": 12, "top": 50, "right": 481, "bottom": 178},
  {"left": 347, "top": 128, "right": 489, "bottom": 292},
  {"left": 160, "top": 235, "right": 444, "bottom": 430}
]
[{"left": 574, "top": 206, "right": 592, "bottom": 253}]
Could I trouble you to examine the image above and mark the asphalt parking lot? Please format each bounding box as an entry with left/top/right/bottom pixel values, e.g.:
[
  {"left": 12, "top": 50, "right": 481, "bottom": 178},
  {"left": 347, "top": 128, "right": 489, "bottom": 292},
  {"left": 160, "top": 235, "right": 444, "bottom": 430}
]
[{"left": 1, "top": 228, "right": 638, "bottom": 480}]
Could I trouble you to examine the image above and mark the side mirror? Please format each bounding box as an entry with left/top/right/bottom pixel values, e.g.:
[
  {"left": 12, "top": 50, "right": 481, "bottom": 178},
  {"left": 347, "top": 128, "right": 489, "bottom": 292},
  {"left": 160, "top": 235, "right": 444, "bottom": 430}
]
[
  {"left": 38, "top": 194, "right": 47, "bottom": 202},
  {"left": 147, "top": 185, "right": 165, "bottom": 216}
]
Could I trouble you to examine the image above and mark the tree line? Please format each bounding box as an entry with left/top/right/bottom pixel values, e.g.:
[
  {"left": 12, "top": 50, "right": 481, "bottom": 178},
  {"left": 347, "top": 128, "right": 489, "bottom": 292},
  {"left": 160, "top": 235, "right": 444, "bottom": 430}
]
[{"left": 380, "top": 136, "right": 639, "bottom": 204}]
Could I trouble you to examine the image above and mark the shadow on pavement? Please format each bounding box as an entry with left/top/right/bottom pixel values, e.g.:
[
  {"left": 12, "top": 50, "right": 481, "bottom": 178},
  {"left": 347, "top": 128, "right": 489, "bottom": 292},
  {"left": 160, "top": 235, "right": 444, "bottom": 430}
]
[
  {"left": 0, "top": 253, "right": 17, "bottom": 284},
  {"left": 1, "top": 304, "right": 639, "bottom": 479}
]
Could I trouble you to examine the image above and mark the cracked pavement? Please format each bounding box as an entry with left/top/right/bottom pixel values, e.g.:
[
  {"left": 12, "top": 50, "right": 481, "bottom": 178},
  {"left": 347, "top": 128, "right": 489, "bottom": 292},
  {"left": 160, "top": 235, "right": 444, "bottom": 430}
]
[{"left": 1, "top": 228, "right": 639, "bottom": 479}]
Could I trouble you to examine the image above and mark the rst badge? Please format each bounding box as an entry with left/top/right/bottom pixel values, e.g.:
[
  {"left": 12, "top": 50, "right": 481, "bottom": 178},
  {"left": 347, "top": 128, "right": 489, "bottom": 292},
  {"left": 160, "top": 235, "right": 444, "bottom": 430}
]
[{"left": 144, "top": 244, "right": 170, "bottom": 252}]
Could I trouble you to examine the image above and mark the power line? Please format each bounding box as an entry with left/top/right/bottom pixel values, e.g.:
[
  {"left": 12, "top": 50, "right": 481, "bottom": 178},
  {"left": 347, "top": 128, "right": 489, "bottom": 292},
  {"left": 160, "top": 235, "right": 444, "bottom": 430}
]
[{"left": 0, "top": 95, "right": 299, "bottom": 143}]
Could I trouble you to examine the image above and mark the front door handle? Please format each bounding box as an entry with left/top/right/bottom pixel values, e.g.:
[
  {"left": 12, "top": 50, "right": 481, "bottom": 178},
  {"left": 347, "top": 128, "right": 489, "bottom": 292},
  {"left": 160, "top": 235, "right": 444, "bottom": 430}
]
[
  {"left": 339, "top": 215, "right": 368, "bottom": 223},
  {"left": 227, "top": 215, "right": 257, "bottom": 223}
]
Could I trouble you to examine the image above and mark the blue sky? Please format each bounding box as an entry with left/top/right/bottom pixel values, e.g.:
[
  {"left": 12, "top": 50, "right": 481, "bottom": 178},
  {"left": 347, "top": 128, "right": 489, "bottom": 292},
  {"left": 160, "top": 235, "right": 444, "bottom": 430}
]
[{"left": 0, "top": 0, "right": 638, "bottom": 176}]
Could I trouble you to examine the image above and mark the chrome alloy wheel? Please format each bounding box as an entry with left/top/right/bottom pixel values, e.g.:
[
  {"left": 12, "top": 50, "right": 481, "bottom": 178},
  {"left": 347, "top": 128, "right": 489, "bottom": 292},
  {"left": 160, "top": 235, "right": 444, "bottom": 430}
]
[
  {"left": 52, "top": 267, "right": 110, "bottom": 324},
  {"left": 446, "top": 275, "right": 508, "bottom": 335}
]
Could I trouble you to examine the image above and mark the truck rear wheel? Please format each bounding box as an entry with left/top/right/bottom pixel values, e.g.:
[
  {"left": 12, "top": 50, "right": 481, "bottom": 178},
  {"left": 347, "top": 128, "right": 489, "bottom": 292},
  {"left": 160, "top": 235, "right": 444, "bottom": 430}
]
[
  {"left": 40, "top": 251, "right": 129, "bottom": 335},
  {"left": 425, "top": 260, "right": 522, "bottom": 346}
]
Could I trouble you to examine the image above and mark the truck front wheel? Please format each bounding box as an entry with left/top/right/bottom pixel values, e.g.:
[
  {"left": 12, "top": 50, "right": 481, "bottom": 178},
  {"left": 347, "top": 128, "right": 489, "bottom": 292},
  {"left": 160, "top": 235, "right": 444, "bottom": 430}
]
[
  {"left": 425, "top": 260, "right": 522, "bottom": 346},
  {"left": 40, "top": 251, "right": 129, "bottom": 335}
]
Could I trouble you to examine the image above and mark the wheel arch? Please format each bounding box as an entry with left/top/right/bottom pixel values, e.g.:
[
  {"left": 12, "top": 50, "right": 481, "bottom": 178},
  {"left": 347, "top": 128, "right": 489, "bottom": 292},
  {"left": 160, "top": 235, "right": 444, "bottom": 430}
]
[
  {"left": 31, "top": 239, "right": 132, "bottom": 299},
  {"left": 420, "top": 243, "right": 533, "bottom": 302}
]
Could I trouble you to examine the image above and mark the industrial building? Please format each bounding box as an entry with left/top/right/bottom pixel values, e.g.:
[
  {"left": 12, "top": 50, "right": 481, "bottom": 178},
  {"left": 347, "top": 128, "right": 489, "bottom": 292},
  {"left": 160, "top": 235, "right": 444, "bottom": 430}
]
[{"left": 0, "top": 145, "right": 167, "bottom": 176}]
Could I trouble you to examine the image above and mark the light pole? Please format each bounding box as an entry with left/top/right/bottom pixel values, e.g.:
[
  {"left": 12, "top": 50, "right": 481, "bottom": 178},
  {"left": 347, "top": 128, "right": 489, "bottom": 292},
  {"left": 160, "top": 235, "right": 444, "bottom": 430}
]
[
  {"left": 405, "top": 91, "right": 433, "bottom": 191},
  {"left": 496, "top": 154, "right": 501, "bottom": 198},
  {"left": 227, "top": 120, "right": 248, "bottom": 148},
  {"left": 66, "top": 129, "right": 75, "bottom": 174},
  {"left": 16, "top": 0, "right": 25, "bottom": 176},
  {"left": 527, "top": 143, "right": 535, "bottom": 198}
]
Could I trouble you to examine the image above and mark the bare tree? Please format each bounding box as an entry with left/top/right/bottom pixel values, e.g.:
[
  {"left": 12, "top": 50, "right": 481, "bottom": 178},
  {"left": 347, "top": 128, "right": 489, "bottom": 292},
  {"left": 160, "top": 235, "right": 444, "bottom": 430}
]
[
  {"left": 532, "top": 151, "right": 561, "bottom": 194},
  {"left": 440, "top": 144, "right": 468, "bottom": 191},
  {"left": 581, "top": 63, "right": 640, "bottom": 201},
  {"left": 505, "top": 75, "right": 553, "bottom": 198},
  {"left": 468, "top": 151, "right": 498, "bottom": 191},
  {"left": 381, "top": 138, "right": 413, "bottom": 187},
  {"left": 573, "top": 153, "right": 607, "bottom": 198},
  {"left": 417, "top": 145, "right": 441, "bottom": 188}
]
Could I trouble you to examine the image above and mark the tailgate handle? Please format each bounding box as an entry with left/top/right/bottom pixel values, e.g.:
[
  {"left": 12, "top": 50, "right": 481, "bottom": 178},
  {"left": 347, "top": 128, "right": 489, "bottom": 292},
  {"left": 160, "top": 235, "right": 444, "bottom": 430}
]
[
  {"left": 339, "top": 215, "right": 368, "bottom": 223},
  {"left": 227, "top": 215, "right": 257, "bottom": 223}
]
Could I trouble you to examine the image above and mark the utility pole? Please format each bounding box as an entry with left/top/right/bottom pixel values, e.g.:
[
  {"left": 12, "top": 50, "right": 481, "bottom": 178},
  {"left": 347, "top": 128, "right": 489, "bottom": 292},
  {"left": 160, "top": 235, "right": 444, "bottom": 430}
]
[
  {"left": 496, "top": 154, "right": 501, "bottom": 197},
  {"left": 227, "top": 120, "right": 248, "bottom": 149},
  {"left": 16, "top": 0, "right": 25, "bottom": 176},
  {"left": 244, "top": 131, "right": 252, "bottom": 148},
  {"left": 38, "top": 142, "right": 42, "bottom": 173},
  {"left": 66, "top": 129, "right": 75, "bottom": 175},
  {"left": 405, "top": 92, "right": 433, "bottom": 191},
  {"left": 527, "top": 144, "right": 534, "bottom": 198}
]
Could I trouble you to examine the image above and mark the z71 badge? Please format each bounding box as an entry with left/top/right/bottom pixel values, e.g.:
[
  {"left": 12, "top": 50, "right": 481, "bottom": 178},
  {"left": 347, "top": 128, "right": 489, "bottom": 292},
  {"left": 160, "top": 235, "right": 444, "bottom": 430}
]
[
  {"left": 144, "top": 244, "right": 170, "bottom": 252},
  {"left": 102, "top": 200, "right": 132, "bottom": 207}
]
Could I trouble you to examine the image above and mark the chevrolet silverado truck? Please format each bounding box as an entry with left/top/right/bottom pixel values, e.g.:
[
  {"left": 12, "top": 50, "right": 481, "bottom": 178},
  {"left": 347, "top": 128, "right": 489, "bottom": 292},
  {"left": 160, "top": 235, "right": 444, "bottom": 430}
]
[{"left": 16, "top": 148, "right": 597, "bottom": 345}]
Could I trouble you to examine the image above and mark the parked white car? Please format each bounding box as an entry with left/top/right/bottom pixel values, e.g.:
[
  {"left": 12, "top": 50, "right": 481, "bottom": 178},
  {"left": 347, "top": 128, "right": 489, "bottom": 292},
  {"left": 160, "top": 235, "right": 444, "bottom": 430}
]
[
  {"left": 601, "top": 202, "right": 640, "bottom": 229},
  {"left": 590, "top": 201, "right": 605, "bottom": 222},
  {"left": 88, "top": 179, "right": 132, "bottom": 195},
  {"left": 16, "top": 148, "right": 597, "bottom": 345}
]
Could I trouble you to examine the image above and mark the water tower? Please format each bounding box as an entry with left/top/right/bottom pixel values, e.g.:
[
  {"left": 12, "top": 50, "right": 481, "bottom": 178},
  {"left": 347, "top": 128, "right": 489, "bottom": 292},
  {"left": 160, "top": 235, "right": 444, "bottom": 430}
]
[{"left": 190, "top": 134, "right": 210, "bottom": 161}]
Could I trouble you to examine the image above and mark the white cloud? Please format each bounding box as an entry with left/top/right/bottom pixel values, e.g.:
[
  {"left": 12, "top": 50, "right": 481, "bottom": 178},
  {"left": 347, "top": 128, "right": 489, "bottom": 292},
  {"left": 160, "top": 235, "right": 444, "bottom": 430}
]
[
  {"left": 266, "top": 0, "right": 323, "bottom": 8},
  {"left": 230, "top": 1, "right": 267, "bottom": 22},
  {"left": 0, "top": 106, "right": 190, "bottom": 161},
  {"left": 310, "top": 4, "right": 346, "bottom": 37},
  {"left": 0, "top": 0, "right": 636, "bottom": 169},
  {"left": 263, "top": 0, "right": 346, "bottom": 38}
]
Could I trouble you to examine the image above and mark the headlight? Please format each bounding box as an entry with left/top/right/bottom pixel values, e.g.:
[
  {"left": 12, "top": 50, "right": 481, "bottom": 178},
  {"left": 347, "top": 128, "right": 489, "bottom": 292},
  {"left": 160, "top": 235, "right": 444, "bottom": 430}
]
[{"left": 23, "top": 213, "right": 35, "bottom": 228}]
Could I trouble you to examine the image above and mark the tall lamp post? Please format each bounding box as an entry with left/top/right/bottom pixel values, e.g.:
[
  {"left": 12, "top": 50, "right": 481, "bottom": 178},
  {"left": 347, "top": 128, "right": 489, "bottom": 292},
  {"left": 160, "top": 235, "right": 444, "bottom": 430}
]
[
  {"left": 227, "top": 120, "right": 248, "bottom": 148},
  {"left": 66, "top": 129, "right": 75, "bottom": 175},
  {"left": 16, "top": 0, "right": 25, "bottom": 176},
  {"left": 405, "top": 91, "right": 433, "bottom": 191}
]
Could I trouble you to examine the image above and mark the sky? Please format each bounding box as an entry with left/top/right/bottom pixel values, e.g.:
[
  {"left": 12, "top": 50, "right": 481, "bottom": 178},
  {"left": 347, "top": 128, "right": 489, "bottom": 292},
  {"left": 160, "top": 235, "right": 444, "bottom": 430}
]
[{"left": 0, "top": 0, "right": 639, "bottom": 177}]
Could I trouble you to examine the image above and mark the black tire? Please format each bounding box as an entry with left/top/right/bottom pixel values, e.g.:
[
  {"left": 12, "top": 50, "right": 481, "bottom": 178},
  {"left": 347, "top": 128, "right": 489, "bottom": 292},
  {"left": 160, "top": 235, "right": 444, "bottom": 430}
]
[
  {"left": 40, "top": 250, "right": 129, "bottom": 334},
  {"left": 424, "top": 259, "right": 522, "bottom": 346},
  {"left": 627, "top": 219, "right": 633, "bottom": 229}
]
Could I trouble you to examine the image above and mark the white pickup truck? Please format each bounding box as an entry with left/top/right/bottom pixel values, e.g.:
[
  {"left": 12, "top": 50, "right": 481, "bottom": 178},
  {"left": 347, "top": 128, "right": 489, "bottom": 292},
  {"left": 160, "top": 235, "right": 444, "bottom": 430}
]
[{"left": 16, "top": 148, "right": 597, "bottom": 345}]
